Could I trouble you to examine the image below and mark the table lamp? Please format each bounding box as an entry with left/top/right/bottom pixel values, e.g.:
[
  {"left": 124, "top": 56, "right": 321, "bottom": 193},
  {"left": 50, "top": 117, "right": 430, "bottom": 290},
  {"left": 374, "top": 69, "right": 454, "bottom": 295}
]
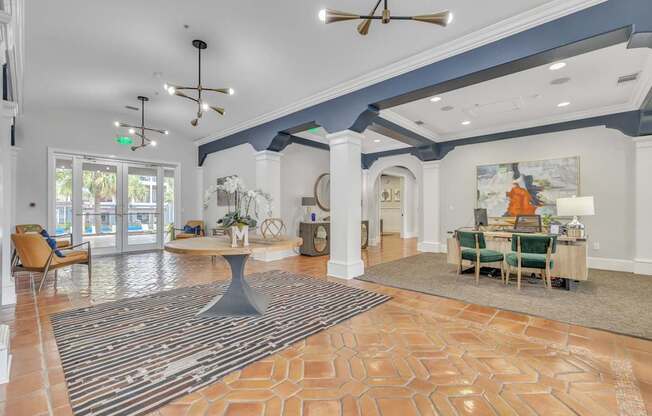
[
  {"left": 556, "top": 196, "right": 595, "bottom": 238},
  {"left": 302, "top": 196, "right": 316, "bottom": 222}
]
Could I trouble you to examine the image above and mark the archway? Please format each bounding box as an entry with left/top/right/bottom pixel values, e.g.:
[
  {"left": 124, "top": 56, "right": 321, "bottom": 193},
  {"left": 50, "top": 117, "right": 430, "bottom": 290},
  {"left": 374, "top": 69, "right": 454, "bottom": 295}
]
[{"left": 365, "top": 154, "right": 422, "bottom": 246}]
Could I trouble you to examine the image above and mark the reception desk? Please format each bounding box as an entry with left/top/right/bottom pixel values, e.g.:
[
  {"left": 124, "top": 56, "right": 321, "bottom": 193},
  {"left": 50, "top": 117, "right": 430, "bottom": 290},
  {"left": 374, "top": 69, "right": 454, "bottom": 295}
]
[{"left": 446, "top": 231, "right": 588, "bottom": 281}]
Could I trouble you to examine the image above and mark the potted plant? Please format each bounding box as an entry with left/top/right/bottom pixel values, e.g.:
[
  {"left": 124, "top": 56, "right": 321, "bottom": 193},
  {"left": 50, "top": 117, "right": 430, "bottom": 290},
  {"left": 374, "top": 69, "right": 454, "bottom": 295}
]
[{"left": 203, "top": 176, "right": 272, "bottom": 245}]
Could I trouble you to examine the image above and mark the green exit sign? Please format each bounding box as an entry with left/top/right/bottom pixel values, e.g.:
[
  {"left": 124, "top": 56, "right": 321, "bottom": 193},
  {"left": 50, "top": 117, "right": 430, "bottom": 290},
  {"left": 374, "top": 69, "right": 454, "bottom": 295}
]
[{"left": 115, "top": 136, "right": 133, "bottom": 145}]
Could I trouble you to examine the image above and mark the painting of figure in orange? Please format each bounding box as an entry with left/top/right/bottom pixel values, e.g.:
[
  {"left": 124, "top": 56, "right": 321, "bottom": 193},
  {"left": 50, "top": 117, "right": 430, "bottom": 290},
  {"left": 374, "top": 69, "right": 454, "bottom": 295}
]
[
  {"left": 476, "top": 157, "right": 579, "bottom": 219},
  {"left": 506, "top": 181, "right": 538, "bottom": 216}
]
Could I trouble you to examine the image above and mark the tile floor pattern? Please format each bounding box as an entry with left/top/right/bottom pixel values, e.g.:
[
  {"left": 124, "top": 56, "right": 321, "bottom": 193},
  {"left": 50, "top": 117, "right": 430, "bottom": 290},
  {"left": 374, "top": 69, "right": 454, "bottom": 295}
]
[{"left": 1, "top": 235, "right": 651, "bottom": 416}]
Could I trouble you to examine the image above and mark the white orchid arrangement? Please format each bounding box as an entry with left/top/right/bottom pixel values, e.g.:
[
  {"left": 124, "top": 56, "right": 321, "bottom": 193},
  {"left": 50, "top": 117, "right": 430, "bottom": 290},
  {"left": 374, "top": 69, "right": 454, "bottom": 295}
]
[{"left": 203, "top": 176, "right": 272, "bottom": 228}]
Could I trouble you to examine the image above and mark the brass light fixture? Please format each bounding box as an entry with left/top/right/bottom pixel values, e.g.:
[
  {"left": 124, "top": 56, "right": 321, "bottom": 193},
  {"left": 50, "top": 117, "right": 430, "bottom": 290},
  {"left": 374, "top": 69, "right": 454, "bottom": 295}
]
[
  {"left": 113, "top": 96, "right": 169, "bottom": 151},
  {"left": 318, "top": 0, "right": 453, "bottom": 35},
  {"left": 164, "top": 39, "right": 234, "bottom": 126}
]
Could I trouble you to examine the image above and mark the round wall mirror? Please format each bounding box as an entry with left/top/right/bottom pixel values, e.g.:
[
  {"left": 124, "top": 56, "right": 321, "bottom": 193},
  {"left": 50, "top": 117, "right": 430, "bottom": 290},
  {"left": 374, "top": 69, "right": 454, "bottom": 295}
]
[{"left": 314, "top": 173, "right": 330, "bottom": 212}]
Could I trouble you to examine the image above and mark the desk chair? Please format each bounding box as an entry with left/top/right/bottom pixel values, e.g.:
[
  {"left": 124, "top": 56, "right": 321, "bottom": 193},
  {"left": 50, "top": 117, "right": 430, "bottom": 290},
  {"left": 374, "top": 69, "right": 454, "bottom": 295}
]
[
  {"left": 505, "top": 234, "right": 557, "bottom": 290},
  {"left": 514, "top": 215, "right": 542, "bottom": 233},
  {"left": 456, "top": 231, "right": 504, "bottom": 285}
]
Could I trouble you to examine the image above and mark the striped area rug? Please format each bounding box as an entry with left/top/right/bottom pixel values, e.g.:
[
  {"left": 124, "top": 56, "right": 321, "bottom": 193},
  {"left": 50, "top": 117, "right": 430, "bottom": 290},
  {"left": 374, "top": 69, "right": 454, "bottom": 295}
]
[{"left": 51, "top": 270, "right": 390, "bottom": 416}]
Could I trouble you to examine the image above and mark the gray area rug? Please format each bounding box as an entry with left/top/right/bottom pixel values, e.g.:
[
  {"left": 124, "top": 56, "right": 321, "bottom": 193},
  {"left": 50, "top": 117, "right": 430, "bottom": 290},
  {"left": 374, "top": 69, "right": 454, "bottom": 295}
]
[
  {"left": 358, "top": 253, "right": 652, "bottom": 339},
  {"left": 51, "top": 271, "right": 390, "bottom": 416}
]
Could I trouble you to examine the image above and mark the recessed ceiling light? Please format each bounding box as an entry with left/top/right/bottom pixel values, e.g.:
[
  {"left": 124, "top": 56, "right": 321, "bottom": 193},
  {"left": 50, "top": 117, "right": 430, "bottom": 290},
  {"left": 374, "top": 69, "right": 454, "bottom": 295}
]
[
  {"left": 373, "top": 139, "right": 381, "bottom": 143},
  {"left": 430, "top": 96, "right": 442, "bottom": 103},
  {"left": 461, "top": 120, "right": 471, "bottom": 125},
  {"left": 549, "top": 62, "right": 566, "bottom": 71},
  {"left": 557, "top": 101, "right": 571, "bottom": 108}
]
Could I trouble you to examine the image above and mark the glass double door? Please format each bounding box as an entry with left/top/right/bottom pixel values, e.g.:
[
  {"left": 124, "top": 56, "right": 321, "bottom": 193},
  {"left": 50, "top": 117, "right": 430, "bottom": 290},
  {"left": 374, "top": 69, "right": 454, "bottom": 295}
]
[{"left": 53, "top": 155, "right": 176, "bottom": 255}]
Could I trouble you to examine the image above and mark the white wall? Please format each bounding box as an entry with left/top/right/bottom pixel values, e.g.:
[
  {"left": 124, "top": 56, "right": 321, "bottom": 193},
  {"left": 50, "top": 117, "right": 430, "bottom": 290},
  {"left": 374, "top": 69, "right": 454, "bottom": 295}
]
[
  {"left": 201, "top": 142, "right": 330, "bottom": 239},
  {"left": 14, "top": 107, "right": 200, "bottom": 228},
  {"left": 202, "top": 143, "right": 257, "bottom": 230},
  {"left": 439, "top": 126, "right": 635, "bottom": 262},
  {"left": 280, "top": 143, "right": 330, "bottom": 238}
]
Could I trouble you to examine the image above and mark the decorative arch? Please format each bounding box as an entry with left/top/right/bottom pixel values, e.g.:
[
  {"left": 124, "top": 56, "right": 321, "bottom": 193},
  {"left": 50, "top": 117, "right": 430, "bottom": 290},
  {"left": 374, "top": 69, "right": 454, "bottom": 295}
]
[{"left": 365, "top": 154, "right": 423, "bottom": 245}]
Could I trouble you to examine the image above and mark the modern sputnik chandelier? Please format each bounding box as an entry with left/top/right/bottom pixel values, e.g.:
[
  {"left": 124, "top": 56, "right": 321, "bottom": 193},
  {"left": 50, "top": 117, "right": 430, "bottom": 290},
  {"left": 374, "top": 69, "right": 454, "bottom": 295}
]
[
  {"left": 318, "top": 0, "right": 453, "bottom": 35},
  {"left": 163, "top": 39, "right": 234, "bottom": 127},
  {"left": 114, "top": 96, "right": 168, "bottom": 151}
]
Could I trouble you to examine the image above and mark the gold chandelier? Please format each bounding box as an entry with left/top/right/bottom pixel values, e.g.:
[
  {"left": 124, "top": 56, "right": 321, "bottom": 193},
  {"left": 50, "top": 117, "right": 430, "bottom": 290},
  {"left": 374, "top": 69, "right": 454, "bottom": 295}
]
[
  {"left": 163, "top": 39, "right": 234, "bottom": 127},
  {"left": 113, "top": 96, "right": 168, "bottom": 151},
  {"left": 318, "top": 0, "right": 453, "bottom": 35}
]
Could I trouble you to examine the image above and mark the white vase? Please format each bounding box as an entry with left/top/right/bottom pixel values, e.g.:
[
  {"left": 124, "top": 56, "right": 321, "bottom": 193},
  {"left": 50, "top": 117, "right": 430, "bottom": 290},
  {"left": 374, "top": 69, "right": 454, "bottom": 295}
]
[{"left": 230, "top": 225, "right": 249, "bottom": 247}]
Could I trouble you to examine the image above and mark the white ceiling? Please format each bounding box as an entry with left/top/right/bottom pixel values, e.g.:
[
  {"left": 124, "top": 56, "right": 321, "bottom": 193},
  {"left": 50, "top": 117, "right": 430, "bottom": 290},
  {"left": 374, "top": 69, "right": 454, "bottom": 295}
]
[
  {"left": 25, "top": 0, "right": 563, "bottom": 144},
  {"left": 389, "top": 42, "right": 652, "bottom": 142}
]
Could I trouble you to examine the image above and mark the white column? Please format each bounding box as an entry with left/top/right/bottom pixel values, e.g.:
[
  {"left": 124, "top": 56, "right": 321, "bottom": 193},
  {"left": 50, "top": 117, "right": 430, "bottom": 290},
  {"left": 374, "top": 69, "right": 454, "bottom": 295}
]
[
  {"left": 327, "top": 131, "right": 364, "bottom": 279},
  {"left": 9, "top": 148, "right": 18, "bottom": 231},
  {"left": 0, "top": 101, "right": 17, "bottom": 306},
  {"left": 195, "top": 166, "right": 204, "bottom": 224},
  {"left": 253, "top": 151, "right": 287, "bottom": 261},
  {"left": 417, "top": 161, "right": 442, "bottom": 253},
  {"left": 255, "top": 150, "right": 282, "bottom": 219},
  {"left": 361, "top": 169, "right": 370, "bottom": 221},
  {"left": 634, "top": 136, "right": 652, "bottom": 275}
]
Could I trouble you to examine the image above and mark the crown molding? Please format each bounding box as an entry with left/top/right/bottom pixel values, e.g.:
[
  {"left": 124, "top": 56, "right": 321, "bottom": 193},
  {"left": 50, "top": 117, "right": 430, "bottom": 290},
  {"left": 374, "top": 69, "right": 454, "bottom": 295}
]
[{"left": 194, "top": 0, "right": 607, "bottom": 147}]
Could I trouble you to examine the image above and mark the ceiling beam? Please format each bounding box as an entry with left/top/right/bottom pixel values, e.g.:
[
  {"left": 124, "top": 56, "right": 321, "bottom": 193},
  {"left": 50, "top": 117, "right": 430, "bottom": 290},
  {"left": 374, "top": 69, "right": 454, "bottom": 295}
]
[{"left": 362, "top": 111, "right": 641, "bottom": 169}]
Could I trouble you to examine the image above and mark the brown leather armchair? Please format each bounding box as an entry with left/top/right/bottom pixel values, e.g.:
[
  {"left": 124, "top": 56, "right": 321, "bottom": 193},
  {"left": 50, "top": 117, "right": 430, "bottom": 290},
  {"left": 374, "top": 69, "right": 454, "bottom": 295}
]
[
  {"left": 173, "top": 220, "right": 205, "bottom": 240},
  {"left": 11, "top": 233, "right": 91, "bottom": 292}
]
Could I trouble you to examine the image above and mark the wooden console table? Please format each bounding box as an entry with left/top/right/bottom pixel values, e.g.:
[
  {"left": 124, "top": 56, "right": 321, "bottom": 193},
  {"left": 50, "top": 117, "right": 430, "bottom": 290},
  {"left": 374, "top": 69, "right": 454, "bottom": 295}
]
[{"left": 446, "top": 231, "right": 588, "bottom": 281}]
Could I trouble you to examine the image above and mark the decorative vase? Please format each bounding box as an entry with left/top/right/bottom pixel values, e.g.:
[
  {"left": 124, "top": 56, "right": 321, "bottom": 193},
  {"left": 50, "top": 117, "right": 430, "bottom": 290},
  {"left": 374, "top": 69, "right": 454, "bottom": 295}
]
[{"left": 230, "top": 224, "right": 249, "bottom": 247}]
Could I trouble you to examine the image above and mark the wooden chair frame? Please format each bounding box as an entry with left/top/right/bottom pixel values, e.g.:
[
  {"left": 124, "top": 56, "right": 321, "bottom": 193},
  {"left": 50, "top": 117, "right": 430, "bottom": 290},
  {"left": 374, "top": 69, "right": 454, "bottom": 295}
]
[
  {"left": 456, "top": 231, "right": 504, "bottom": 285},
  {"left": 505, "top": 235, "right": 553, "bottom": 290}
]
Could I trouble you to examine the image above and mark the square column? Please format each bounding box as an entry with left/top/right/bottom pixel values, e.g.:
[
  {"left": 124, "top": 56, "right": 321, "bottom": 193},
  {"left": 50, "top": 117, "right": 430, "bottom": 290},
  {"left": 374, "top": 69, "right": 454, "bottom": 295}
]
[
  {"left": 634, "top": 137, "right": 652, "bottom": 275},
  {"left": 254, "top": 151, "right": 287, "bottom": 261},
  {"left": 327, "top": 131, "right": 364, "bottom": 279},
  {"left": 255, "top": 151, "right": 282, "bottom": 219},
  {"left": 418, "top": 161, "right": 442, "bottom": 253},
  {"left": 0, "top": 101, "right": 17, "bottom": 306}
]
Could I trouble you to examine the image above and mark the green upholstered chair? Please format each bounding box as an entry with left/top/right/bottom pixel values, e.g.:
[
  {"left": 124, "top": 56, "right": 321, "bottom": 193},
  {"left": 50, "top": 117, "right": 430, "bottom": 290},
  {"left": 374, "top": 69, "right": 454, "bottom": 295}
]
[
  {"left": 505, "top": 234, "right": 557, "bottom": 290},
  {"left": 456, "top": 230, "right": 504, "bottom": 285}
]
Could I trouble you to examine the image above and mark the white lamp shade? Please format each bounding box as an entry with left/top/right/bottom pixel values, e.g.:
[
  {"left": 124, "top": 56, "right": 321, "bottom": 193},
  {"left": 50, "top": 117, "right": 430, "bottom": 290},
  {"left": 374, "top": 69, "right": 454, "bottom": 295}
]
[{"left": 556, "top": 196, "right": 595, "bottom": 216}]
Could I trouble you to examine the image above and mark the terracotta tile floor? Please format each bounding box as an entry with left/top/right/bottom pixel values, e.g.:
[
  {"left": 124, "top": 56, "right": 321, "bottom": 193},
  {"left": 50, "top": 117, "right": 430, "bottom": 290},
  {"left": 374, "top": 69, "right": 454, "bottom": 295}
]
[{"left": 1, "top": 235, "right": 651, "bottom": 416}]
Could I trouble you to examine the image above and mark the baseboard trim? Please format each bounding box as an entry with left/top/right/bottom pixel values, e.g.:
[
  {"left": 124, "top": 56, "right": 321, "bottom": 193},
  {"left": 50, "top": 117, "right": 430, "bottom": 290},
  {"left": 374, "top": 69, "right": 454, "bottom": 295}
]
[
  {"left": 587, "top": 257, "right": 634, "bottom": 273},
  {"left": 417, "top": 241, "right": 444, "bottom": 253},
  {"left": 633, "top": 258, "right": 652, "bottom": 276},
  {"left": 252, "top": 249, "right": 298, "bottom": 262},
  {"left": 327, "top": 259, "right": 364, "bottom": 280}
]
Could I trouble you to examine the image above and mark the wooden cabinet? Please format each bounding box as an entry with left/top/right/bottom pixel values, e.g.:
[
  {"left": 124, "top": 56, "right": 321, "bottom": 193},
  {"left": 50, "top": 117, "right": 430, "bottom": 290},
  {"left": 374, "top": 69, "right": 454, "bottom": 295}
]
[{"left": 299, "top": 221, "right": 370, "bottom": 256}]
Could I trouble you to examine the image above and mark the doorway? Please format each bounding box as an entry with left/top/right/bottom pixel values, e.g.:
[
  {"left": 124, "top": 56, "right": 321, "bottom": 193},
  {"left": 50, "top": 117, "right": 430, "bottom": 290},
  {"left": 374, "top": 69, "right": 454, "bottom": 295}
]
[{"left": 49, "top": 151, "right": 179, "bottom": 255}]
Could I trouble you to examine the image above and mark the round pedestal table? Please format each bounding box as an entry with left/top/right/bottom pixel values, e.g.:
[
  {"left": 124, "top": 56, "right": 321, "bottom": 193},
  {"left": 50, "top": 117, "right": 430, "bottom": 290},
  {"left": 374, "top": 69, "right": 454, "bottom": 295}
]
[{"left": 164, "top": 236, "right": 302, "bottom": 317}]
